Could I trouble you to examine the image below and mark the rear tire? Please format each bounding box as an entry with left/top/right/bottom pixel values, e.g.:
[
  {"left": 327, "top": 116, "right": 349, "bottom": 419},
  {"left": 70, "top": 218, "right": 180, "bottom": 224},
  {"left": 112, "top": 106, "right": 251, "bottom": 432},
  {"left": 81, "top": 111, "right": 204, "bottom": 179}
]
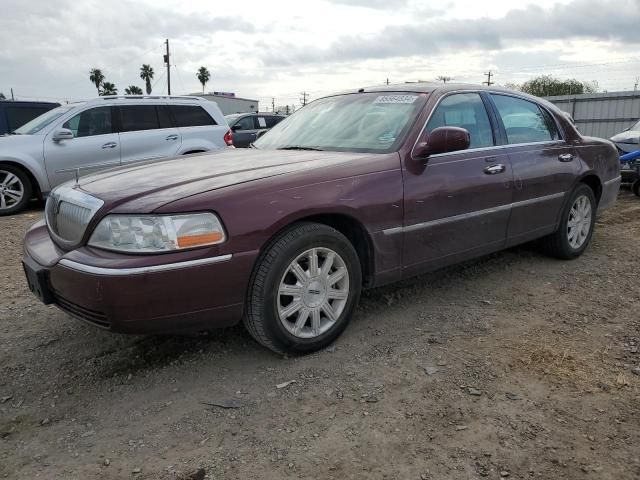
[
  {"left": 632, "top": 180, "right": 640, "bottom": 197},
  {"left": 0, "top": 165, "right": 32, "bottom": 216},
  {"left": 540, "top": 184, "right": 596, "bottom": 259},
  {"left": 244, "top": 222, "right": 362, "bottom": 354}
]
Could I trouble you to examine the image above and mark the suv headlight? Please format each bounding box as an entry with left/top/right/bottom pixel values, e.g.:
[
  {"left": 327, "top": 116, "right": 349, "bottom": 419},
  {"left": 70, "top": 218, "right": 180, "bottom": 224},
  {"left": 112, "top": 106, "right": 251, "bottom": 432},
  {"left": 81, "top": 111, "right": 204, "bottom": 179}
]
[{"left": 88, "top": 213, "right": 226, "bottom": 253}]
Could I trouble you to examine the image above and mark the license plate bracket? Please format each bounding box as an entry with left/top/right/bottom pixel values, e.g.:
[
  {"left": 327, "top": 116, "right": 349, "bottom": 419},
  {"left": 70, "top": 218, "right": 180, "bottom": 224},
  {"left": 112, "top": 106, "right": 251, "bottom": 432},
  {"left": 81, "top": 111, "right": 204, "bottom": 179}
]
[{"left": 22, "top": 257, "right": 55, "bottom": 305}]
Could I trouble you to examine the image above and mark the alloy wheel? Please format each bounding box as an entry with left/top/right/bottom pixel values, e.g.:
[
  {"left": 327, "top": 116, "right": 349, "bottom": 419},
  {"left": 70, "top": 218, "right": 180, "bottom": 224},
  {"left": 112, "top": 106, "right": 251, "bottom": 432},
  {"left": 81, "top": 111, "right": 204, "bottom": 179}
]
[
  {"left": 0, "top": 170, "right": 25, "bottom": 211},
  {"left": 277, "top": 247, "right": 350, "bottom": 339},
  {"left": 567, "top": 194, "right": 592, "bottom": 249}
]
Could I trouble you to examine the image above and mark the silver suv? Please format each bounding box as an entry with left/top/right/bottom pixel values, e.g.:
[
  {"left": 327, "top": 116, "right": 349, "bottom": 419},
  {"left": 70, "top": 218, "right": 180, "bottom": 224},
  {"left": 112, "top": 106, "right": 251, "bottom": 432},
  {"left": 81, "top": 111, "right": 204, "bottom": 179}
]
[{"left": 0, "top": 95, "right": 231, "bottom": 215}]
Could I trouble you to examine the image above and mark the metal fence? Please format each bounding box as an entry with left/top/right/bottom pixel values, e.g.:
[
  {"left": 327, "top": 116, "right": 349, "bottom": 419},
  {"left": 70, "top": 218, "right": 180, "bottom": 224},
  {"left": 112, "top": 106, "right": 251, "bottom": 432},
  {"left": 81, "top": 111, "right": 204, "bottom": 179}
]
[{"left": 544, "top": 91, "right": 640, "bottom": 139}]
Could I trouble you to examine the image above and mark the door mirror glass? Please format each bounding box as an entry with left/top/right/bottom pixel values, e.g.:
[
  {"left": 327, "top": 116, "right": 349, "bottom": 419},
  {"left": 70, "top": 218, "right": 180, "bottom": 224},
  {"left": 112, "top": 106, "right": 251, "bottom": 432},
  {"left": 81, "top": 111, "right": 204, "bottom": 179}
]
[
  {"left": 414, "top": 126, "right": 470, "bottom": 159},
  {"left": 52, "top": 128, "right": 74, "bottom": 141}
]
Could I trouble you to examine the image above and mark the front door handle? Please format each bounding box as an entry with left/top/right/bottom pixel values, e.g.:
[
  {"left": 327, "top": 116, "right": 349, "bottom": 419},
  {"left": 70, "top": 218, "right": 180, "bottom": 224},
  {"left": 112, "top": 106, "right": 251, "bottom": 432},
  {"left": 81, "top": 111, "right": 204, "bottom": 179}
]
[
  {"left": 558, "top": 153, "right": 574, "bottom": 162},
  {"left": 483, "top": 164, "right": 506, "bottom": 175},
  {"left": 101, "top": 142, "right": 117, "bottom": 149},
  {"left": 165, "top": 134, "right": 179, "bottom": 141}
]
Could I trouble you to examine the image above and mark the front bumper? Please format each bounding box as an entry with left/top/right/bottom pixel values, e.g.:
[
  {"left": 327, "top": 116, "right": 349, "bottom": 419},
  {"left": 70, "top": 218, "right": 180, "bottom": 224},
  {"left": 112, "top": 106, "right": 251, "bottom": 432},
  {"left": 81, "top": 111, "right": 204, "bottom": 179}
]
[{"left": 22, "top": 220, "right": 257, "bottom": 334}]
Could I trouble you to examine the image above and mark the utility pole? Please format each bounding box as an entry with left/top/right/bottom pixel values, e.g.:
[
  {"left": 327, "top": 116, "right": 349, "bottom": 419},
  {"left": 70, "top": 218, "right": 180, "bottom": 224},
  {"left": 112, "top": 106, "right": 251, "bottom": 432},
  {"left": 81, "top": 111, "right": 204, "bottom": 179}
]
[
  {"left": 272, "top": 97, "right": 275, "bottom": 112},
  {"left": 164, "top": 39, "right": 171, "bottom": 95},
  {"left": 300, "top": 92, "right": 309, "bottom": 107},
  {"left": 483, "top": 71, "right": 494, "bottom": 86},
  {"left": 634, "top": 77, "right": 639, "bottom": 92},
  {"left": 10, "top": 88, "right": 14, "bottom": 101},
  {"left": 385, "top": 78, "right": 390, "bottom": 85}
]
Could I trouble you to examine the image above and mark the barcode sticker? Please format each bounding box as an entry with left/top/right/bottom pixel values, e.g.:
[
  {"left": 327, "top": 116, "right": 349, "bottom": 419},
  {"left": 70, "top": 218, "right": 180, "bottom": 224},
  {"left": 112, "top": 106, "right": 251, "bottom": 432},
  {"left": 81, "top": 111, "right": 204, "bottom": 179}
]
[{"left": 373, "top": 95, "right": 418, "bottom": 104}]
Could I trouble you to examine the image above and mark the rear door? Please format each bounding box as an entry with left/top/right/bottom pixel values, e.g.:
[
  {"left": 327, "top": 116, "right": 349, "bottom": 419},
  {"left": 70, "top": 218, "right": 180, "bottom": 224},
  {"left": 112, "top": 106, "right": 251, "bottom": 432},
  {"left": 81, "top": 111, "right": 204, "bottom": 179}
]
[
  {"left": 402, "top": 92, "right": 513, "bottom": 275},
  {"left": 118, "top": 104, "right": 181, "bottom": 166},
  {"left": 43, "top": 106, "right": 121, "bottom": 187},
  {"left": 231, "top": 115, "right": 259, "bottom": 147},
  {"left": 487, "top": 93, "right": 579, "bottom": 245},
  {"left": 169, "top": 104, "right": 222, "bottom": 151}
]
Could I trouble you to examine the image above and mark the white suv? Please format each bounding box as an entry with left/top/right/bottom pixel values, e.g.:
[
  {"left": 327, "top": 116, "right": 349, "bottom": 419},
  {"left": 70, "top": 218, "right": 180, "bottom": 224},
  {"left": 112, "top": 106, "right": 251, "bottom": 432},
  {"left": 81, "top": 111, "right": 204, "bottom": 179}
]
[{"left": 0, "top": 95, "right": 232, "bottom": 215}]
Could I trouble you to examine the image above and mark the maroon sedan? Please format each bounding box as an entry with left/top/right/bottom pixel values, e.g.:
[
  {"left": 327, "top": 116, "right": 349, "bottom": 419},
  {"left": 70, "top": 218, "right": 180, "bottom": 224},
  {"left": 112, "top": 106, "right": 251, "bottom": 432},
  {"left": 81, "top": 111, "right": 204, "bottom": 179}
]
[{"left": 22, "top": 84, "right": 621, "bottom": 354}]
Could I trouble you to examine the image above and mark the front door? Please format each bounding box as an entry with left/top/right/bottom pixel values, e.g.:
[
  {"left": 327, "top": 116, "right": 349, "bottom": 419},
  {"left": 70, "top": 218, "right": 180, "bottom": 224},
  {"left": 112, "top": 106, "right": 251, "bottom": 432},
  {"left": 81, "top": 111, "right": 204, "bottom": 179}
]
[
  {"left": 402, "top": 92, "right": 513, "bottom": 276},
  {"left": 487, "top": 93, "right": 579, "bottom": 245},
  {"left": 232, "top": 115, "right": 259, "bottom": 147},
  {"left": 43, "top": 106, "right": 121, "bottom": 187},
  {"left": 118, "top": 104, "right": 182, "bottom": 165}
]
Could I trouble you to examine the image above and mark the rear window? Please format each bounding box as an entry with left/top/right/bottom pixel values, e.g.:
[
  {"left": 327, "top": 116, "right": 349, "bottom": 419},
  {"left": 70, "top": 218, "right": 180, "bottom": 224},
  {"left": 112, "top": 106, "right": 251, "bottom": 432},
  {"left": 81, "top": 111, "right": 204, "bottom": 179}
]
[
  {"left": 265, "top": 116, "right": 283, "bottom": 128},
  {"left": 5, "top": 107, "right": 51, "bottom": 133},
  {"left": 120, "top": 105, "right": 160, "bottom": 132},
  {"left": 169, "top": 105, "right": 216, "bottom": 127}
]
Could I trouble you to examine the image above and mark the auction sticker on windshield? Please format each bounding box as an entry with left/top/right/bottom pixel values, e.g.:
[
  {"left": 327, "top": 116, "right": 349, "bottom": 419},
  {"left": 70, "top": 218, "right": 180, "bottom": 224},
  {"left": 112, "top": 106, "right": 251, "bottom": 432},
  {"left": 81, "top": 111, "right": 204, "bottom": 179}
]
[{"left": 373, "top": 95, "right": 418, "bottom": 104}]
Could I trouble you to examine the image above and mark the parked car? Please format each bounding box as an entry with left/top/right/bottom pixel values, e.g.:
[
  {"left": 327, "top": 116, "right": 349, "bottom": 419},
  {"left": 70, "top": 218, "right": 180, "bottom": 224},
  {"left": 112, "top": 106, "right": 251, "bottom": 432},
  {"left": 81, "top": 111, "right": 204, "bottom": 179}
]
[
  {"left": 611, "top": 120, "right": 640, "bottom": 154},
  {"left": 0, "top": 100, "right": 60, "bottom": 136},
  {"left": 22, "top": 83, "right": 620, "bottom": 354},
  {"left": 0, "top": 96, "right": 231, "bottom": 215},
  {"left": 225, "top": 112, "right": 285, "bottom": 147}
]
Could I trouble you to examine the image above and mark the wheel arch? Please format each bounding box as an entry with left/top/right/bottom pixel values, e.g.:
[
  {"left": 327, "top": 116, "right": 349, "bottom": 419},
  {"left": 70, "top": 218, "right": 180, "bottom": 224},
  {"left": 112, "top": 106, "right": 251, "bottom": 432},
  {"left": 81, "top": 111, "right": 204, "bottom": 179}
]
[
  {"left": 258, "top": 212, "right": 376, "bottom": 288},
  {"left": 578, "top": 173, "right": 602, "bottom": 205}
]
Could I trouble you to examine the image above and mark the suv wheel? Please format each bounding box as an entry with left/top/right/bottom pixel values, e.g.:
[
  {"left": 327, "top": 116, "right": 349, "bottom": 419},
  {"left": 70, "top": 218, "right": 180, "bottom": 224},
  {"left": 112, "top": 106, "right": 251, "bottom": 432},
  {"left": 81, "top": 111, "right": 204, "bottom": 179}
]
[
  {"left": 244, "top": 222, "right": 362, "bottom": 354},
  {"left": 540, "top": 184, "right": 596, "bottom": 259},
  {"left": 0, "top": 165, "right": 32, "bottom": 216}
]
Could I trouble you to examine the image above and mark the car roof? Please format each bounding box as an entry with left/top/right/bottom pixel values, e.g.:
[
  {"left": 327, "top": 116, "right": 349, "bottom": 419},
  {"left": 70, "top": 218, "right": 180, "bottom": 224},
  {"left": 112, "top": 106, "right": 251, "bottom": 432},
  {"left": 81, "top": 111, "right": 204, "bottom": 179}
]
[{"left": 0, "top": 100, "right": 60, "bottom": 106}]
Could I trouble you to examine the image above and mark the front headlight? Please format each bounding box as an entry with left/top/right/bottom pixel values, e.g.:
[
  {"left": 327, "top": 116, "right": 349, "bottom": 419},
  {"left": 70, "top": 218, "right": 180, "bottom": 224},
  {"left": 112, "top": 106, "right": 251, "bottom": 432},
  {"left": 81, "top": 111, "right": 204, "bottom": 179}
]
[{"left": 88, "top": 213, "right": 226, "bottom": 253}]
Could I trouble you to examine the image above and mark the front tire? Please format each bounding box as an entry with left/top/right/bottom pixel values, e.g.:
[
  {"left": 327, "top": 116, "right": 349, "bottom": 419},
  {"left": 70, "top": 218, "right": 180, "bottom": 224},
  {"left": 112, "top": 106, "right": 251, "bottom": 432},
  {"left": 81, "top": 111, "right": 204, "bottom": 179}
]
[
  {"left": 0, "top": 165, "right": 32, "bottom": 216},
  {"left": 541, "top": 184, "right": 596, "bottom": 259},
  {"left": 244, "top": 222, "right": 362, "bottom": 354}
]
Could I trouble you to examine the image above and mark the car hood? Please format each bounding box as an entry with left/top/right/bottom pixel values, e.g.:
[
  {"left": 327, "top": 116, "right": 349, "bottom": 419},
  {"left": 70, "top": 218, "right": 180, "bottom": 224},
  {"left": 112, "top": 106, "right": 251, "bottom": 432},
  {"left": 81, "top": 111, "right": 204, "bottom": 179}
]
[
  {"left": 77, "top": 148, "right": 372, "bottom": 213},
  {"left": 611, "top": 130, "right": 640, "bottom": 143}
]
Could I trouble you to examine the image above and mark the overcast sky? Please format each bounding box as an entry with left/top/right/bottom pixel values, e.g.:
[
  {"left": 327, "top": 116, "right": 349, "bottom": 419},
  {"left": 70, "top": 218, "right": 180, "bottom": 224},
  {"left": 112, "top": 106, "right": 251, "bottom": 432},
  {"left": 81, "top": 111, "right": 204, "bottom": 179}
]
[{"left": 1, "top": 0, "right": 639, "bottom": 108}]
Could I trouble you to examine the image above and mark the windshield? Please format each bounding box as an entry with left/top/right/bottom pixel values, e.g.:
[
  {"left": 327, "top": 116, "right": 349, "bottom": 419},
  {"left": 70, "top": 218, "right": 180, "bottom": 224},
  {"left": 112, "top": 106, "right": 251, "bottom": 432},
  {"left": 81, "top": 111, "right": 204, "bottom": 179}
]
[
  {"left": 14, "top": 105, "right": 77, "bottom": 134},
  {"left": 254, "top": 92, "right": 427, "bottom": 153}
]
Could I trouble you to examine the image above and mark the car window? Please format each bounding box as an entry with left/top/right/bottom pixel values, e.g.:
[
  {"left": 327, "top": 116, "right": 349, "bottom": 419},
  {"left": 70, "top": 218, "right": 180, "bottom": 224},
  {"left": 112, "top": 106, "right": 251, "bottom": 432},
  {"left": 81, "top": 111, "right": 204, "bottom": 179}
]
[
  {"left": 63, "top": 107, "right": 112, "bottom": 138},
  {"left": 265, "top": 116, "right": 282, "bottom": 128},
  {"left": 490, "top": 94, "right": 559, "bottom": 144},
  {"left": 425, "top": 93, "right": 494, "bottom": 149},
  {"left": 235, "top": 116, "right": 255, "bottom": 130},
  {"left": 119, "top": 105, "right": 160, "bottom": 132},
  {"left": 169, "top": 105, "right": 217, "bottom": 127},
  {"left": 5, "top": 107, "right": 51, "bottom": 133},
  {"left": 157, "top": 106, "right": 173, "bottom": 129}
]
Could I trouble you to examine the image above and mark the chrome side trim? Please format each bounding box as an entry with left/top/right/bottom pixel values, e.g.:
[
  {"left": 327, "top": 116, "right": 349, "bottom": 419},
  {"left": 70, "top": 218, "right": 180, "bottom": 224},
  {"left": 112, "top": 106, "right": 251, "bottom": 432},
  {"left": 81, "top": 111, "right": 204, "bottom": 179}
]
[
  {"left": 603, "top": 175, "right": 622, "bottom": 186},
  {"left": 383, "top": 192, "right": 566, "bottom": 235},
  {"left": 58, "top": 254, "right": 233, "bottom": 276}
]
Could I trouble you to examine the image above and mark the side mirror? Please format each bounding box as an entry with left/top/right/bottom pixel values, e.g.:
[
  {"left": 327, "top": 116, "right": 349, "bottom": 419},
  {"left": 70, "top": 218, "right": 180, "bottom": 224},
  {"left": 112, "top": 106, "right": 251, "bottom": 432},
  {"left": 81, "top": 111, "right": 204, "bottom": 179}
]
[
  {"left": 52, "top": 128, "right": 74, "bottom": 142},
  {"left": 231, "top": 124, "right": 242, "bottom": 132},
  {"left": 413, "top": 126, "right": 470, "bottom": 159}
]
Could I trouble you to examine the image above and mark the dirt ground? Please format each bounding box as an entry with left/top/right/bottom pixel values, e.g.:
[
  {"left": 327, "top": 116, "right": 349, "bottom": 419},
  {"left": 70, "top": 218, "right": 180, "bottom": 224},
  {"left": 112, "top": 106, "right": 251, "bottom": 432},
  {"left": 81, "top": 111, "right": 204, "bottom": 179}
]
[{"left": 1, "top": 192, "right": 639, "bottom": 480}]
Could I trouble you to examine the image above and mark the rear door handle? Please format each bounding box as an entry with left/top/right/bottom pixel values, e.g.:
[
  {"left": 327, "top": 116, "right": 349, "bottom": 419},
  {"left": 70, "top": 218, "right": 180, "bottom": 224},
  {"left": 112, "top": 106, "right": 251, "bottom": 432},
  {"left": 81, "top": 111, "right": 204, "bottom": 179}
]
[
  {"left": 558, "top": 153, "right": 574, "bottom": 162},
  {"left": 101, "top": 142, "right": 117, "bottom": 149},
  {"left": 165, "top": 134, "right": 179, "bottom": 141},
  {"left": 483, "top": 164, "right": 506, "bottom": 175}
]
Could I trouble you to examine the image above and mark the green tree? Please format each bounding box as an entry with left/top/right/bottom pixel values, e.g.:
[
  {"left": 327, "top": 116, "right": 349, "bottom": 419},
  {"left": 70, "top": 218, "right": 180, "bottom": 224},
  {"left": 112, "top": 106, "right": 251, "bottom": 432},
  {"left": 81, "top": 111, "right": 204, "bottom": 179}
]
[
  {"left": 100, "top": 82, "right": 118, "bottom": 96},
  {"left": 89, "top": 68, "right": 105, "bottom": 95},
  {"left": 196, "top": 66, "right": 211, "bottom": 93},
  {"left": 124, "top": 85, "right": 143, "bottom": 95},
  {"left": 514, "top": 75, "right": 599, "bottom": 97},
  {"left": 140, "top": 64, "right": 154, "bottom": 95}
]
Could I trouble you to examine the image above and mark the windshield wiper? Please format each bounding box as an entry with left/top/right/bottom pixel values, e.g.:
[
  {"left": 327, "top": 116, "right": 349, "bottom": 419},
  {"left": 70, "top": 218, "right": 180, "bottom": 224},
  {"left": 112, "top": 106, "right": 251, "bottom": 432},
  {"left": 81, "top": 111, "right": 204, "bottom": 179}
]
[{"left": 277, "top": 145, "right": 324, "bottom": 151}]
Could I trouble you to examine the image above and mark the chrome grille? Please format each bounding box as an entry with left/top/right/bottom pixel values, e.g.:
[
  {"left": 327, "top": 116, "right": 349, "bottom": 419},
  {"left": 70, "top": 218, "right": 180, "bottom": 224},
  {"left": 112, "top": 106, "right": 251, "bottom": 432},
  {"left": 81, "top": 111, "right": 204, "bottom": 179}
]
[{"left": 46, "top": 185, "right": 104, "bottom": 245}]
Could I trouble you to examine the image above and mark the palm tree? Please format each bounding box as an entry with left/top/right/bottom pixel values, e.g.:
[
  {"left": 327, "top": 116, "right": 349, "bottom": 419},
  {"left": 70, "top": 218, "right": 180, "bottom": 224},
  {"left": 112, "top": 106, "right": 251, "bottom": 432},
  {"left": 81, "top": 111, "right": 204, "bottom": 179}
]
[
  {"left": 0, "top": 92, "right": 5, "bottom": 100},
  {"left": 89, "top": 68, "right": 105, "bottom": 94},
  {"left": 140, "top": 64, "right": 154, "bottom": 95},
  {"left": 100, "top": 82, "right": 118, "bottom": 96},
  {"left": 196, "top": 67, "right": 211, "bottom": 94},
  {"left": 436, "top": 75, "right": 452, "bottom": 84},
  {"left": 124, "top": 85, "right": 143, "bottom": 95}
]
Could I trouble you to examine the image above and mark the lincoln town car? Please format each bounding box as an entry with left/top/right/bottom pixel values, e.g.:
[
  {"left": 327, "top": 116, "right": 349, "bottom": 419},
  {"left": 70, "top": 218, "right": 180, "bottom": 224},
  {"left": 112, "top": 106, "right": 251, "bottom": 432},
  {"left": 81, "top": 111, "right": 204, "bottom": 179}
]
[{"left": 22, "top": 83, "right": 621, "bottom": 354}]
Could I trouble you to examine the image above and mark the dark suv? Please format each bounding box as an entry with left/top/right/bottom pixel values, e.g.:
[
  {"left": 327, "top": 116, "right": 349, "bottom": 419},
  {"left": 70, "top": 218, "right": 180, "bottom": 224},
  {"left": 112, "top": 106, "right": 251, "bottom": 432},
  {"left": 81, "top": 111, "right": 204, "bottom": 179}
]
[
  {"left": 0, "top": 101, "right": 60, "bottom": 135},
  {"left": 225, "top": 113, "right": 285, "bottom": 147}
]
